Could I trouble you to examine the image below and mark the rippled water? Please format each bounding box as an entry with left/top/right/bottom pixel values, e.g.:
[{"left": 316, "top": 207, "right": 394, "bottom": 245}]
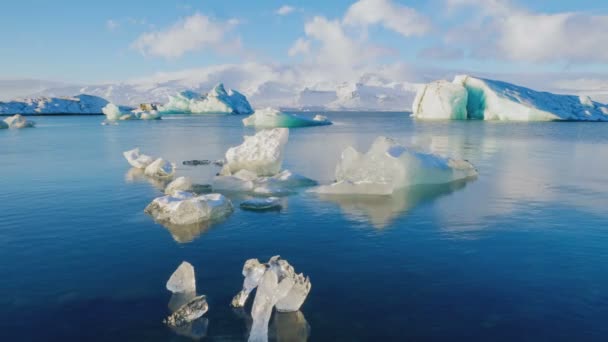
[{"left": 1, "top": 113, "right": 608, "bottom": 341}]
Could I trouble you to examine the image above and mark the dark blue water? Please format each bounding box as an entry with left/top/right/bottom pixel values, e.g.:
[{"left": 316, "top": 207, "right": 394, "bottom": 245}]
[{"left": 1, "top": 113, "right": 608, "bottom": 341}]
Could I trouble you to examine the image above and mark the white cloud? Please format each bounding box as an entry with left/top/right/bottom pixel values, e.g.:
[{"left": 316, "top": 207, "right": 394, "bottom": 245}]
[
  {"left": 288, "top": 38, "right": 311, "bottom": 56},
  {"left": 343, "top": 0, "right": 431, "bottom": 37},
  {"left": 131, "top": 13, "right": 239, "bottom": 59},
  {"left": 276, "top": 5, "right": 296, "bottom": 16},
  {"left": 106, "top": 19, "right": 119, "bottom": 31},
  {"left": 445, "top": 0, "right": 608, "bottom": 63}
]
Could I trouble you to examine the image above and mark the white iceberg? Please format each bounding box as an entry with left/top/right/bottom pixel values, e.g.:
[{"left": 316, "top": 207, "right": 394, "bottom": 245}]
[
  {"left": 412, "top": 75, "right": 608, "bottom": 121},
  {"left": 240, "top": 197, "right": 282, "bottom": 211},
  {"left": 249, "top": 269, "right": 295, "bottom": 342},
  {"left": 123, "top": 148, "right": 155, "bottom": 169},
  {"left": 144, "top": 158, "right": 176, "bottom": 178},
  {"left": 221, "top": 128, "right": 289, "bottom": 177},
  {"left": 412, "top": 80, "right": 468, "bottom": 120},
  {"left": 313, "top": 137, "right": 478, "bottom": 195},
  {"left": 3, "top": 114, "right": 35, "bottom": 128},
  {"left": 159, "top": 84, "right": 253, "bottom": 115},
  {"left": 243, "top": 108, "right": 332, "bottom": 128},
  {"left": 145, "top": 191, "right": 233, "bottom": 225},
  {"left": 165, "top": 177, "right": 193, "bottom": 195},
  {"left": 138, "top": 110, "right": 161, "bottom": 120},
  {"left": 102, "top": 103, "right": 122, "bottom": 121},
  {"left": 103, "top": 103, "right": 161, "bottom": 121},
  {"left": 0, "top": 94, "right": 108, "bottom": 115},
  {"left": 166, "top": 261, "right": 196, "bottom": 294}
]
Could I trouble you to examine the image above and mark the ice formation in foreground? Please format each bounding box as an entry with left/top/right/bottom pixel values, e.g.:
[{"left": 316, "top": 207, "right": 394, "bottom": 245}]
[
  {"left": 145, "top": 191, "right": 233, "bottom": 226},
  {"left": 231, "top": 256, "right": 311, "bottom": 342},
  {"left": 221, "top": 128, "right": 289, "bottom": 177},
  {"left": 144, "top": 158, "right": 175, "bottom": 178},
  {"left": 242, "top": 108, "right": 332, "bottom": 128},
  {"left": 167, "top": 261, "right": 196, "bottom": 294},
  {"left": 3, "top": 114, "right": 35, "bottom": 128},
  {"left": 412, "top": 75, "right": 608, "bottom": 121},
  {"left": 159, "top": 84, "right": 253, "bottom": 115},
  {"left": 240, "top": 197, "right": 282, "bottom": 211},
  {"left": 165, "top": 177, "right": 193, "bottom": 195},
  {"left": 0, "top": 94, "right": 108, "bottom": 115},
  {"left": 313, "top": 136, "right": 478, "bottom": 195},
  {"left": 123, "top": 148, "right": 155, "bottom": 169}
]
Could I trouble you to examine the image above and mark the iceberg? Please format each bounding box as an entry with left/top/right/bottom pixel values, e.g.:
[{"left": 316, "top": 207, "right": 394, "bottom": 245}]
[
  {"left": 242, "top": 108, "right": 332, "bottom": 128},
  {"left": 159, "top": 84, "right": 253, "bottom": 115},
  {"left": 165, "top": 176, "right": 193, "bottom": 195},
  {"left": 412, "top": 75, "right": 608, "bottom": 121},
  {"left": 313, "top": 137, "right": 477, "bottom": 195},
  {"left": 249, "top": 269, "right": 295, "bottom": 342},
  {"left": 102, "top": 103, "right": 122, "bottom": 121},
  {"left": 240, "top": 197, "right": 282, "bottom": 211},
  {"left": 145, "top": 191, "right": 233, "bottom": 225},
  {"left": 103, "top": 103, "right": 161, "bottom": 121},
  {"left": 0, "top": 94, "right": 108, "bottom": 115},
  {"left": 3, "top": 114, "right": 35, "bottom": 128},
  {"left": 231, "top": 259, "right": 268, "bottom": 308},
  {"left": 144, "top": 158, "right": 175, "bottom": 178},
  {"left": 221, "top": 128, "right": 289, "bottom": 177},
  {"left": 123, "top": 148, "right": 155, "bottom": 169},
  {"left": 166, "top": 261, "right": 196, "bottom": 294}
]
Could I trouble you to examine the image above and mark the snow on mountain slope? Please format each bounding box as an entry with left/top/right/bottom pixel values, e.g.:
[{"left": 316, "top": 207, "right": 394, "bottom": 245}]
[{"left": 0, "top": 94, "right": 109, "bottom": 115}]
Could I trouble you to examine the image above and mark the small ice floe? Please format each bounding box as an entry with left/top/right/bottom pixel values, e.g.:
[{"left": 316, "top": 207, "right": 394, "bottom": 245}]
[
  {"left": 164, "top": 295, "right": 209, "bottom": 327},
  {"left": 222, "top": 128, "right": 289, "bottom": 177},
  {"left": 312, "top": 136, "right": 478, "bottom": 195},
  {"left": 240, "top": 197, "right": 282, "bottom": 211},
  {"left": 144, "top": 158, "right": 175, "bottom": 178},
  {"left": 3, "top": 114, "right": 35, "bottom": 128},
  {"left": 167, "top": 261, "right": 196, "bottom": 294},
  {"left": 213, "top": 159, "right": 225, "bottom": 167},
  {"left": 231, "top": 256, "right": 311, "bottom": 342},
  {"left": 242, "top": 107, "right": 332, "bottom": 128},
  {"left": 103, "top": 103, "right": 162, "bottom": 122},
  {"left": 145, "top": 191, "right": 234, "bottom": 226},
  {"left": 102, "top": 103, "right": 122, "bottom": 121},
  {"left": 165, "top": 176, "right": 193, "bottom": 195},
  {"left": 123, "top": 148, "right": 155, "bottom": 169}
]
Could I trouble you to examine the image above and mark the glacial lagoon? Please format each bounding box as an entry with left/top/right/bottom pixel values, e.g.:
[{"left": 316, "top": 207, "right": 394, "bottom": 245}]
[{"left": 1, "top": 112, "right": 608, "bottom": 340}]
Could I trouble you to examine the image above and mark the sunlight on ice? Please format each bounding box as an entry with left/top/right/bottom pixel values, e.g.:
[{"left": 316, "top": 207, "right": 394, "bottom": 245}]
[
  {"left": 313, "top": 136, "right": 477, "bottom": 195},
  {"left": 145, "top": 191, "right": 234, "bottom": 225}
]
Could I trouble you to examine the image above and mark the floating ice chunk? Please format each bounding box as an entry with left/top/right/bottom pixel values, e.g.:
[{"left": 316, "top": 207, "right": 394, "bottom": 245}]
[
  {"left": 145, "top": 191, "right": 234, "bottom": 225},
  {"left": 240, "top": 197, "right": 282, "bottom": 211},
  {"left": 313, "top": 136, "right": 477, "bottom": 195},
  {"left": 258, "top": 170, "right": 317, "bottom": 188},
  {"left": 414, "top": 75, "right": 608, "bottom": 121},
  {"left": 212, "top": 176, "right": 255, "bottom": 192},
  {"left": 138, "top": 110, "right": 162, "bottom": 120},
  {"left": 268, "top": 256, "right": 311, "bottom": 313},
  {"left": 243, "top": 107, "right": 332, "bottom": 128},
  {"left": 4, "top": 114, "right": 35, "bottom": 128},
  {"left": 231, "top": 259, "right": 268, "bottom": 308},
  {"left": 167, "top": 261, "right": 196, "bottom": 294},
  {"left": 144, "top": 158, "right": 176, "bottom": 178},
  {"left": 123, "top": 148, "right": 155, "bottom": 169},
  {"left": 159, "top": 84, "right": 253, "bottom": 115},
  {"left": 249, "top": 268, "right": 295, "bottom": 342},
  {"left": 412, "top": 80, "right": 468, "bottom": 120},
  {"left": 102, "top": 103, "right": 122, "bottom": 121},
  {"left": 119, "top": 113, "right": 137, "bottom": 120},
  {"left": 165, "top": 176, "right": 193, "bottom": 195},
  {"left": 223, "top": 128, "right": 289, "bottom": 177},
  {"left": 164, "top": 295, "right": 208, "bottom": 327}
]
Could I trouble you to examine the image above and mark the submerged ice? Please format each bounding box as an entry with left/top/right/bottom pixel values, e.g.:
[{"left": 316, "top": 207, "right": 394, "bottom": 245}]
[
  {"left": 313, "top": 136, "right": 477, "bottom": 195},
  {"left": 159, "top": 84, "right": 253, "bottom": 115},
  {"left": 242, "top": 108, "right": 332, "bottom": 128},
  {"left": 412, "top": 75, "right": 608, "bottom": 121}
]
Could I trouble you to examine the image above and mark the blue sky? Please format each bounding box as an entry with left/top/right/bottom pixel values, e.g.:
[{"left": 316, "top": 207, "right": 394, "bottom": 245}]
[{"left": 2, "top": 0, "right": 608, "bottom": 83}]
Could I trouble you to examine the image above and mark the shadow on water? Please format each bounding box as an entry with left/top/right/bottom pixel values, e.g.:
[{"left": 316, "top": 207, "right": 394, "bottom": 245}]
[{"left": 317, "top": 179, "right": 473, "bottom": 229}]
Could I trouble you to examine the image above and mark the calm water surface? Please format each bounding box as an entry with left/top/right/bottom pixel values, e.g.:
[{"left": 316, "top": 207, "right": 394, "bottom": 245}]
[{"left": 1, "top": 113, "right": 607, "bottom": 341}]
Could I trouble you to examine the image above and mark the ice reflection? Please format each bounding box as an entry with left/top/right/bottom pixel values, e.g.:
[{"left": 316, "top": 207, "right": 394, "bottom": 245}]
[
  {"left": 124, "top": 167, "right": 172, "bottom": 191},
  {"left": 232, "top": 308, "right": 310, "bottom": 342},
  {"left": 160, "top": 221, "right": 213, "bottom": 244},
  {"left": 317, "top": 180, "right": 471, "bottom": 229}
]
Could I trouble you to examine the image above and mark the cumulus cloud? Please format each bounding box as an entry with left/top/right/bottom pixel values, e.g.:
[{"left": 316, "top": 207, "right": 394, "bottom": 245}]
[
  {"left": 445, "top": 0, "right": 608, "bottom": 63},
  {"left": 276, "top": 5, "right": 296, "bottom": 16},
  {"left": 343, "top": 0, "right": 432, "bottom": 37},
  {"left": 288, "top": 38, "right": 311, "bottom": 56},
  {"left": 131, "top": 13, "right": 239, "bottom": 59}
]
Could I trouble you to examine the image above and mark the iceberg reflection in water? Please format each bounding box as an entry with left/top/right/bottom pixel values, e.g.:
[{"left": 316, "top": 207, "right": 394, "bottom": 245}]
[
  {"left": 317, "top": 180, "right": 471, "bottom": 229},
  {"left": 233, "top": 307, "right": 310, "bottom": 342}
]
